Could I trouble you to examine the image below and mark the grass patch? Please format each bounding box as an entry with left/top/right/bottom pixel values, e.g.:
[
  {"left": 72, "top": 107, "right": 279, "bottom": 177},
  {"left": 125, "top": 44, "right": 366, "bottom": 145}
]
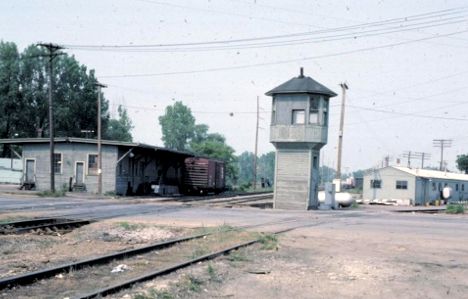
[
  {"left": 117, "top": 221, "right": 140, "bottom": 230},
  {"left": 351, "top": 202, "right": 360, "bottom": 209},
  {"left": 446, "top": 204, "right": 465, "bottom": 214},
  {"left": 133, "top": 289, "right": 174, "bottom": 299},
  {"left": 227, "top": 249, "right": 249, "bottom": 262},
  {"left": 257, "top": 233, "right": 279, "bottom": 250},
  {"left": 37, "top": 189, "right": 66, "bottom": 197},
  {"left": 176, "top": 275, "right": 203, "bottom": 293},
  {"left": 191, "top": 245, "right": 209, "bottom": 259},
  {"left": 207, "top": 263, "right": 221, "bottom": 282}
]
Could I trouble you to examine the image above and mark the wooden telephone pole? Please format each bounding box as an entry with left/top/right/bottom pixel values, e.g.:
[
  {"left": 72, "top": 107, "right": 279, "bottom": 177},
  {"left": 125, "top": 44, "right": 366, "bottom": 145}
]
[
  {"left": 336, "top": 82, "right": 348, "bottom": 180},
  {"left": 95, "top": 82, "right": 107, "bottom": 195},
  {"left": 253, "top": 96, "right": 259, "bottom": 190},
  {"left": 37, "top": 43, "right": 64, "bottom": 192}
]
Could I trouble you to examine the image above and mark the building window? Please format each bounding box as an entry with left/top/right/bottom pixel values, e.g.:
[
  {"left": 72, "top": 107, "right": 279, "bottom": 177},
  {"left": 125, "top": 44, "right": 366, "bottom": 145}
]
[
  {"left": 309, "top": 98, "right": 319, "bottom": 124},
  {"left": 271, "top": 98, "right": 276, "bottom": 124},
  {"left": 313, "top": 156, "right": 318, "bottom": 169},
  {"left": 438, "top": 182, "right": 442, "bottom": 191},
  {"left": 292, "top": 109, "right": 305, "bottom": 124},
  {"left": 432, "top": 182, "right": 436, "bottom": 191},
  {"left": 88, "top": 154, "right": 98, "bottom": 175},
  {"left": 462, "top": 184, "right": 465, "bottom": 192},
  {"left": 456, "top": 184, "right": 459, "bottom": 191},
  {"left": 396, "top": 180, "right": 408, "bottom": 190},
  {"left": 53, "top": 153, "right": 62, "bottom": 174},
  {"left": 370, "top": 179, "right": 381, "bottom": 188},
  {"left": 322, "top": 99, "right": 329, "bottom": 126}
]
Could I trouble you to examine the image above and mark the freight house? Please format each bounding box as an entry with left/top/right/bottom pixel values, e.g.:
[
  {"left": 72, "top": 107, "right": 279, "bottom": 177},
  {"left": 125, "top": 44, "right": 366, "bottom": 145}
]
[{"left": 0, "top": 137, "right": 192, "bottom": 195}]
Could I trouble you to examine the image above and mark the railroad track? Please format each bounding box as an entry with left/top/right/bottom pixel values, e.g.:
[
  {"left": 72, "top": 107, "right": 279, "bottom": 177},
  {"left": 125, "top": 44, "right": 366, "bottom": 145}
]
[
  {"left": 0, "top": 217, "right": 93, "bottom": 235},
  {"left": 0, "top": 219, "right": 314, "bottom": 299},
  {"left": 185, "top": 192, "right": 273, "bottom": 207}
]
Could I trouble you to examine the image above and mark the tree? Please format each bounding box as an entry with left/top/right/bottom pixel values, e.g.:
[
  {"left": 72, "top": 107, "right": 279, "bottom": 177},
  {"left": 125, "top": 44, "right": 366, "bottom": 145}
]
[
  {"left": 456, "top": 154, "right": 468, "bottom": 174},
  {"left": 258, "top": 151, "right": 275, "bottom": 186},
  {"left": 19, "top": 45, "right": 111, "bottom": 138},
  {"left": 158, "top": 101, "right": 238, "bottom": 185},
  {"left": 0, "top": 42, "right": 21, "bottom": 137},
  {"left": 320, "top": 165, "right": 336, "bottom": 184},
  {"left": 0, "top": 41, "right": 21, "bottom": 155},
  {"left": 237, "top": 151, "right": 255, "bottom": 187},
  {"left": 158, "top": 101, "right": 195, "bottom": 151},
  {"left": 105, "top": 105, "right": 133, "bottom": 142}
]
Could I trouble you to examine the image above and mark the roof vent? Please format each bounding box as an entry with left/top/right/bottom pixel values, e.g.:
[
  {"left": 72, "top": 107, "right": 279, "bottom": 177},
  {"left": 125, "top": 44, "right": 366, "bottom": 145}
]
[{"left": 299, "top": 67, "right": 304, "bottom": 78}]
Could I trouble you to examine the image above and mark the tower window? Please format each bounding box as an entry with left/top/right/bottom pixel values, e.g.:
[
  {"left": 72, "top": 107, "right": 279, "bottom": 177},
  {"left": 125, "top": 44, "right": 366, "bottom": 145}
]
[
  {"left": 309, "top": 98, "right": 319, "bottom": 124},
  {"left": 292, "top": 110, "right": 305, "bottom": 124}
]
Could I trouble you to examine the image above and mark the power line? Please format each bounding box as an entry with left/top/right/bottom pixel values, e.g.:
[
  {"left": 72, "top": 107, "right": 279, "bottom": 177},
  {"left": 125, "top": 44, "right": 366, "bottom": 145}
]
[
  {"left": 346, "top": 103, "right": 468, "bottom": 122},
  {"left": 97, "top": 28, "right": 468, "bottom": 78},
  {"left": 63, "top": 9, "right": 468, "bottom": 52}
]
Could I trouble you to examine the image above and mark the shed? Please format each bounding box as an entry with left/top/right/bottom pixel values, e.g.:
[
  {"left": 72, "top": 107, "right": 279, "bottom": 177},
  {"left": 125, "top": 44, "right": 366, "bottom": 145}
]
[
  {"left": 363, "top": 166, "right": 468, "bottom": 205},
  {"left": 0, "top": 137, "right": 193, "bottom": 195}
]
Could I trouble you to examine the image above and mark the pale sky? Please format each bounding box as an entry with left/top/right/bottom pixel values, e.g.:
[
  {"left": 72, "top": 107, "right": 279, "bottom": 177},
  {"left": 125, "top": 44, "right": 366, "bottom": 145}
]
[{"left": 1, "top": 0, "right": 468, "bottom": 172}]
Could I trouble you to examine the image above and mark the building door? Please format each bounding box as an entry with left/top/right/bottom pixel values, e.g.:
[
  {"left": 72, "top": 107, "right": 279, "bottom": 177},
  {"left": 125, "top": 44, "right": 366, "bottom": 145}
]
[
  {"left": 75, "top": 162, "right": 84, "bottom": 185},
  {"left": 25, "top": 159, "right": 35, "bottom": 183}
]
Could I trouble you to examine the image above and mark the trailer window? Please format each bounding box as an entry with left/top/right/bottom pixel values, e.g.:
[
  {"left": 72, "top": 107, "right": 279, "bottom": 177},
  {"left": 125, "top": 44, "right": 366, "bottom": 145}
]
[
  {"left": 370, "top": 180, "right": 381, "bottom": 189},
  {"left": 396, "top": 180, "right": 408, "bottom": 190}
]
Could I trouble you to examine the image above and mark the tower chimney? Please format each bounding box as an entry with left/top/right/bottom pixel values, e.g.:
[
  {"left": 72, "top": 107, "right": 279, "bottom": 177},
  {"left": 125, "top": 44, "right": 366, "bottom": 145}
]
[{"left": 299, "top": 67, "right": 304, "bottom": 78}]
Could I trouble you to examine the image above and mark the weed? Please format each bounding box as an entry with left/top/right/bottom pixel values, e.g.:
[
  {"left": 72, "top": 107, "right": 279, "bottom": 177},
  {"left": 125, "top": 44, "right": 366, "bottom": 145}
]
[
  {"left": 176, "top": 275, "right": 203, "bottom": 293},
  {"left": 258, "top": 233, "right": 278, "bottom": 250},
  {"left": 207, "top": 263, "right": 221, "bottom": 282},
  {"left": 117, "top": 221, "right": 139, "bottom": 230},
  {"left": 351, "top": 202, "right": 359, "bottom": 209},
  {"left": 37, "top": 189, "right": 66, "bottom": 197},
  {"left": 133, "top": 289, "right": 173, "bottom": 299},
  {"left": 104, "top": 191, "right": 116, "bottom": 196},
  {"left": 227, "top": 249, "right": 248, "bottom": 262},
  {"left": 191, "top": 245, "right": 209, "bottom": 259},
  {"left": 446, "top": 204, "right": 465, "bottom": 214}
]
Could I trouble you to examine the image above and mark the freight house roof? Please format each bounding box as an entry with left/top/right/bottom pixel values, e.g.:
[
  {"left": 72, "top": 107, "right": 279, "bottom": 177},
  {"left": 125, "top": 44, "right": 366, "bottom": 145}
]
[
  {"left": 0, "top": 137, "right": 194, "bottom": 157},
  {"left": 265, "top": 68, "right": 337, "bottom": 97}
]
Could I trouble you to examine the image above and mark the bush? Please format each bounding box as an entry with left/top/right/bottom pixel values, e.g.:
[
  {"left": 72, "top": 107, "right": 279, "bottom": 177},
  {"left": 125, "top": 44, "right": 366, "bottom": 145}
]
[
  {"left": 446, "top": 204, "right": 465, "bottom": 214},
  {"left": 258, "top": 233, "right": 278, "bottom": 250}
]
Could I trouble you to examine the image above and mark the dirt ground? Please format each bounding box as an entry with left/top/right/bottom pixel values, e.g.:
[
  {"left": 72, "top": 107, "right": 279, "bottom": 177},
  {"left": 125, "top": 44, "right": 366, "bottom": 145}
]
[
  {"left": 116, "top": 217, "right": 468, "bottom": 299},
  {"left": 1, "top": 195, "right": 467, "bottom": 299},
  {"left": 0, "top": 221, "right": 191, "bottom": 279}
]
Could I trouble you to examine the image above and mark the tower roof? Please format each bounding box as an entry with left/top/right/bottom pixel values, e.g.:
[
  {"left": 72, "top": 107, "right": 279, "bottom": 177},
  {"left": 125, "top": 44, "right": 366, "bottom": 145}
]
[{"left": 265, "top": 68, "right": 337, "bottom": 97}]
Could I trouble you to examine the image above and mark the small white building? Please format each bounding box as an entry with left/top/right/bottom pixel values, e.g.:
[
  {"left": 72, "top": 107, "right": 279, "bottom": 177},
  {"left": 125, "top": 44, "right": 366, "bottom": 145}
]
[{"left": 363, "top": 166, "right": 468, "bottom": 205}]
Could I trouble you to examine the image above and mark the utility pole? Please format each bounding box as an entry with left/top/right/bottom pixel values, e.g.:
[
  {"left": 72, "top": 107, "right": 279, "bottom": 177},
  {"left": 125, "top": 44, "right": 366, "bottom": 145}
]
[
  {"left": 336, "top": 82, "right": 348, "bottom": 180},
  {"left": 402, "top": 151, "right": 412, "bottom": 167},
  {"left": 38, "top": 43, "right": 64, "bottom": 192},
  {"left": 402, "top": 151, "right": 431, "bottom": 168},
  {"left": 95, "top": 82, "right": 107, "bottom": 195},
  {"left": 253, "top": 96, "right": 259, "bottom": 190},
  {"left": 433, "top": 139, "right": 452, "bottom": 171}
]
